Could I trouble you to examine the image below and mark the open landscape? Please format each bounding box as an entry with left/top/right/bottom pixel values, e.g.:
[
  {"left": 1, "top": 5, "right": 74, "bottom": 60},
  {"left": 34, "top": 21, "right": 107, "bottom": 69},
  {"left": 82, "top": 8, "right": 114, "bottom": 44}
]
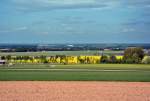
[
  {"left": 0, "top": 45, "right": 150, "bottom": 101},
  {"left": 1, "top": 0, "right": 150, "bottom": 100}
]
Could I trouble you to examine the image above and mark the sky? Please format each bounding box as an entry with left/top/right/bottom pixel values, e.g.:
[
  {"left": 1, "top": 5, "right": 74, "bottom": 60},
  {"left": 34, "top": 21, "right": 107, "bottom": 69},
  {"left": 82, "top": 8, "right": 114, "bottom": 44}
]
[{"left": 0, "top": 0, "right": 150, "bottom": 44}]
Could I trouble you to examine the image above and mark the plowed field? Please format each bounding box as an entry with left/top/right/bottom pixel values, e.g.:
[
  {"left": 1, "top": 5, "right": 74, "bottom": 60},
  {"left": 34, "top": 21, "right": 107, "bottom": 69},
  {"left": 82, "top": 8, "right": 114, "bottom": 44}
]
[{"left": 0, "top": 82, "right": 150, "bottom": 101}]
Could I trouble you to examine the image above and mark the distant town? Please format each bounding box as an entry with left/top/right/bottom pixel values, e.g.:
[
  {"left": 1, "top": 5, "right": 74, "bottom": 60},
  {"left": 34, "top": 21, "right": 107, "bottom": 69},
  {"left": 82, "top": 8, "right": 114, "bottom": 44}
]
[{"left": 0, "top": 43, "right": 150, "bottom": 54}]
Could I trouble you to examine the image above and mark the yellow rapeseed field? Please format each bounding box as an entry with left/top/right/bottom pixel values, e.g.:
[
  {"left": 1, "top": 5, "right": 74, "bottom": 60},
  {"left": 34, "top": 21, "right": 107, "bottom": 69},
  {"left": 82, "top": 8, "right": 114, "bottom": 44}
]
[{"left": 8, "top": 55, "right": 123, "bottom": 64}]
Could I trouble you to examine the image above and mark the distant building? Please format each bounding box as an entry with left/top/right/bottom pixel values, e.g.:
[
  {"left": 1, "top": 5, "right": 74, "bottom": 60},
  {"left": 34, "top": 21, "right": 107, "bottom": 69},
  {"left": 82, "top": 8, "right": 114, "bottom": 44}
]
[
  {"left": 104, "top": 48, "right": 111, "bottom": 51},
  {"left": 0, "top": 60, "right": 6, "bottom": 65},
  {"left": 144, "top": 49, "right": 150, "bottom": 56},
  {"left": 0, "top": 49, "right": 11, "bottom": 52}
]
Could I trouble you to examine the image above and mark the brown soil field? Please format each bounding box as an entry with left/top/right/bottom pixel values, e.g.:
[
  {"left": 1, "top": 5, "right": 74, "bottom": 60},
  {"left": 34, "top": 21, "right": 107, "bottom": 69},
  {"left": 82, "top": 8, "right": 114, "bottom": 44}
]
[{"left": 0, "top": 82, "right": 150, "bottom": 101}]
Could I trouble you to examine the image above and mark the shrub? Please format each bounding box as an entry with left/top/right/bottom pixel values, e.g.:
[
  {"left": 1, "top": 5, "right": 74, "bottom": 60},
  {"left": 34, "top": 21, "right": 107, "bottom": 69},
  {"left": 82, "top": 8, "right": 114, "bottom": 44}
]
[
  {"left": 100, "top": 55, "right": 109, "bottom": 63},
  {"left": 142, "top": 56, "right": 150, "bottom": 64},
  {"left": 109, "top": 55, "right": 117, "bottom": 63}
]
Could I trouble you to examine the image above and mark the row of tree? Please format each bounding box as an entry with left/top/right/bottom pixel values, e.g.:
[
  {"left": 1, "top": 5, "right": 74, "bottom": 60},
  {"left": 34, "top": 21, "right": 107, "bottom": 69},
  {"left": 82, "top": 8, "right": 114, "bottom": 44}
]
[
  {"left": 100, "top": 47, "right": 146, "bottom": 64},
  {"left": 0, "top": 47, "right": 150, "bottom": 64}
]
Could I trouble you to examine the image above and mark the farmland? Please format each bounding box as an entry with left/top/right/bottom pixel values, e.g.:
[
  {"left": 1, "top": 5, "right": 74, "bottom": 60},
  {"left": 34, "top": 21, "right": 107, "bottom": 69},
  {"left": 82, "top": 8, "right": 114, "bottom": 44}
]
[
  {"left": 0, "top": 48, "right": 150, "bottom": 81},
  {"left": 0, "top": 64, "right": 150, "bottom": 81},
  {"left": 0, "top": 50, "right": 124, "bottom": 56},
  {"left": 1, "top": 81, "right": 150, "bottom": 101}
]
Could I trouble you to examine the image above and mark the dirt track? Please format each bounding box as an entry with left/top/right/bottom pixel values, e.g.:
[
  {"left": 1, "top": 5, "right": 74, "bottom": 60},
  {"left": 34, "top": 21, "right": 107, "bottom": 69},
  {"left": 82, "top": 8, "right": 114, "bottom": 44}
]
[
  {"left": 0, "top": 82, "right": 150, "bottom": 101},
  {"left": 1, "top": 68, "right": 148, "bottom": 72}
]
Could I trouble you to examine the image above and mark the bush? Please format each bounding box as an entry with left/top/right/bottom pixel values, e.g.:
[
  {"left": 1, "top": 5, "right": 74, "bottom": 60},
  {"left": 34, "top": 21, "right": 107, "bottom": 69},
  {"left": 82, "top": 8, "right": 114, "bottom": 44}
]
[
  {"left": 100, "top": 55, "right": 109, "bottom": 63},
  {"left": 109, "top": 55, "right": 117, "bottom": 63},
  {"left": 43, "top": 59, "right": 49, "bottom": 64},
  {"left": 142, "top": 56, "right": 150, "bottom": 64}
]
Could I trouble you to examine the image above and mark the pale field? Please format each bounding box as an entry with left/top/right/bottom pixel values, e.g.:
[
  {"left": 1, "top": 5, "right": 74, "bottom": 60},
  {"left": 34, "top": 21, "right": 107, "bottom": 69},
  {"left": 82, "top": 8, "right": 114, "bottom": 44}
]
[
  {"left": 0, "top": 82, "right": 150, "bottom": 101},
  {"left": 0, "top": 50, "right": 124, "bottom": 56}
]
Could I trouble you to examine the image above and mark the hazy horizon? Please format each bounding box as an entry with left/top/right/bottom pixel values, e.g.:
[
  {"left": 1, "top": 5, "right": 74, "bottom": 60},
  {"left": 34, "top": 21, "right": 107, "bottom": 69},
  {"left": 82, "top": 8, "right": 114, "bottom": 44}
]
[
  {"left": 0, "top": 43, "right": 150, "bottom": 45},
  {"left": 1, "top": 0, "right": 150, "bottom": 43}
]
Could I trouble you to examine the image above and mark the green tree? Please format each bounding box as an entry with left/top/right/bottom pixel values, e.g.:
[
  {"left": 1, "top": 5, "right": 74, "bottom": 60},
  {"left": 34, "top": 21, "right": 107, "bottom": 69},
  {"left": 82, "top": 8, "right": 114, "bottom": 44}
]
[
  {"left": 39, "top": 55, "right": 47, "bottom": 63},
  {"left": 123, "top": 47, "right": 144, "bottom": 64},
  {"left": 109, "top": 55, "right": 117, "bottom": 63},
  {"left": 6, "top": 55, "right": 11, "bottom": 60},
  {"left": 1, "top": 56, "right": 6, "bottom": 60},
  {"left": 43, "top": 59, "right": 49, "bottom": 64},
  {"left": 59, "top": 55, "right": 67, "bottom": 64},
  {"left": 100, "top": 55, "right": 109, "bottom": 63},
  {"left": 78, "top": 57, "right": 85, "bottom": 64},
  {"left": 22, "top": 56, "right": 30, "bottom": 60}
]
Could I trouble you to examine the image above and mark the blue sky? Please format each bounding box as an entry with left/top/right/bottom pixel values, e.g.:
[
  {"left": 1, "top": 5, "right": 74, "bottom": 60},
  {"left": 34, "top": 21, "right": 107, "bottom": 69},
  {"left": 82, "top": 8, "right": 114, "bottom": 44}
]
[{"left": 0, "top": 0, "right": 150, "bottom": 43}]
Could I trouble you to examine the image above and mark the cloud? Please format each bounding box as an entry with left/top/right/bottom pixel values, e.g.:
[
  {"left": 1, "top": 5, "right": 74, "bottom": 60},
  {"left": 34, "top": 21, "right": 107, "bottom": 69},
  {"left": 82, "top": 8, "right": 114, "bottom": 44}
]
[
  {"left": 123, "top": 0, "right": 150, "bottom": 8},
  {"left": 0, "top": 30, "right": 10, "bottom": 33},
  {"left": 0, "top": 26, "right": 28, "bottom": 33},
  {"left": 14, "top": 26, "right": 27, "bottom": 31},
  {"left": 1, "top": 0, "right": 150, "bottom": 13},
  {"left": 10, "top": 0, "right": 120, "bottom": 12},
  {"left": 1, "top": 0, "right": 146, "bottom": 12},
  {"left": 124, "top": 21, "right": 150, "bottom": 26},
  {"left": 39, "top": 31, "right": 49, "bottom": 35},
  {"left": 12, "top": 0, "right": 101, "bottom": 6},
  {"left": 122, "top": 28, "right": 135, "bottom": 33}
]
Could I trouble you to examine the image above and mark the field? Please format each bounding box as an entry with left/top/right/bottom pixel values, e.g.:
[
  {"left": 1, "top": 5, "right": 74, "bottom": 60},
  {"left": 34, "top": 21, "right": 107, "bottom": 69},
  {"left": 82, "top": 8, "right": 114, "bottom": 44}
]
[
  {"left": 0, "top": 64, "right": 150, "bottom": 81},
  {"left": 0, "top": 53, "right": 150, "bottom": 101},
  {"left": 0, "top": 81, "right": 150, "bottom": 101},
  {"left": 0, "top": 50, "right": 124, "bottom": 56}
]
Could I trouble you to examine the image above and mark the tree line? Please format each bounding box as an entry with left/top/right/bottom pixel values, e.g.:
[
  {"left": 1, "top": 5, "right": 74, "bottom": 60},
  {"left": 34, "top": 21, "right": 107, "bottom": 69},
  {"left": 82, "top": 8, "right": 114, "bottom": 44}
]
[{"left": 0, "top": 47, "right": 150, "bottom": 64}]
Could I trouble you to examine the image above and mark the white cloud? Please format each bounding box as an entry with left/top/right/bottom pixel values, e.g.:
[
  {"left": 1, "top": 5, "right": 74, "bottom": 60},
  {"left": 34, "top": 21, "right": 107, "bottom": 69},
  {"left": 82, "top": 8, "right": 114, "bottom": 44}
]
[
  {"left": 36, "top": 31, "right": 49, "bottom": 35},
  {"left": 12, "top": 0, "right": 97, "bottom": 5},
  {"left": 0, "top": 26, "right": 28, "bottom": 33},
  {"left": 0, "top": 30, "right": 10, "bottom": 33},
  {"left": 41, "top": 31, "right": 49, "bottom": 35},
  {"left": 123, "top": 0, "right": 150, "bottom": 8},
  {"left": 15, "top": 26, "right": 27, "bottom": 31},
  {"left": 10, "top": 0, "right": 119, "bottom": 11},
  {"left": 122, "top": 28, "right": 135, "bottom": 33},
  {"left": 5, "top": 0, "right": 150, "bottom": 12},
  {"left": 45, "top": 0, "right": 96, "bottom": 5}
]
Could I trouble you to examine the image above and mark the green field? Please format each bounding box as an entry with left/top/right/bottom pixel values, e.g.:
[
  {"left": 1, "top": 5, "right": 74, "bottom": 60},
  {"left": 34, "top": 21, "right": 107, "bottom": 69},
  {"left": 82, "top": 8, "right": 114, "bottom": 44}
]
[
  {"left": 0, "top": 50, "right": 123, "bottom": 56},
  {"left": 0, "top": 64, "right": 150, "bottom": 81}
]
